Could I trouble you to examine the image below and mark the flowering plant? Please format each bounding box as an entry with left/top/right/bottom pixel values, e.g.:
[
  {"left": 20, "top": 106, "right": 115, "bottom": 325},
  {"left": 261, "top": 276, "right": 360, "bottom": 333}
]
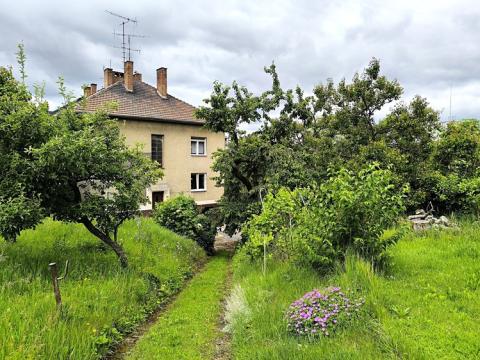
[{"left": 286, "top": 287, "right": 364, "bottom": 337}]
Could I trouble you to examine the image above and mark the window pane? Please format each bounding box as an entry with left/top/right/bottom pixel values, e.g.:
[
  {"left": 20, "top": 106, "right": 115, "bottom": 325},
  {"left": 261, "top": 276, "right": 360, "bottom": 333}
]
[
  {"left": 199, "top": 174, "right": 205, "bottom": 189},
  {"left": 198, "top": 141, "right": 205, "bottom": 154},
  {"left": 191, "top": 141, "right": 197, "bottom": 154},
  {"left": 191, "top": 173, "right": 197, "bottom": 190}
]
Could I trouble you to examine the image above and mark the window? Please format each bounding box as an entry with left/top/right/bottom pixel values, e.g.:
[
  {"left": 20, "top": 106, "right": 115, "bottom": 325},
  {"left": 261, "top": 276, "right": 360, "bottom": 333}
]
[
  {"left": 191, "top": 173, "right": 206, "bottom": 191},
  {"left": 191, "top": 137, "right": 206, "bottom": 156},
  {"left": 151, "top": 134, "right": 163, "bottom": 166}
]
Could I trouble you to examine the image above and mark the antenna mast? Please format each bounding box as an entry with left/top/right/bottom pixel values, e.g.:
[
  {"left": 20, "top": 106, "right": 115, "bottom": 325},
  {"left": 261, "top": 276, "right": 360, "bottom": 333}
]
[
  {"left": 449, "top": 85, "right": 452, "bottom": 122},
  {"left": 106, "top": 10, "right": 146, "bottom": 62}
]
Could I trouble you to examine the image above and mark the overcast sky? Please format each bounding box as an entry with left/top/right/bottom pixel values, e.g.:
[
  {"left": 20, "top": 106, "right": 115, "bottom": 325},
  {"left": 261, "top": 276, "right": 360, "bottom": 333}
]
[{"left": 1, "top": 0, "right": 479, "bottom": 121}]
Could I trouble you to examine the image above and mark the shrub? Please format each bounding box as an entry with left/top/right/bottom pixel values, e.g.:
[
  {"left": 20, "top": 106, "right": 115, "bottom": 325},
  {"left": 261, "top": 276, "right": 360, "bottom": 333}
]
[
  {"left": 286, "top": 287, "right": 364, "bottom": 337},
  {"left": 243, "top": 164, "right": 406, "bottom": 270},
  {"left": 154, "top": 195, "right": 216, "bottom": 254},
  {"left": 194, "top": 213, "right": 217, "bottom": 255}
]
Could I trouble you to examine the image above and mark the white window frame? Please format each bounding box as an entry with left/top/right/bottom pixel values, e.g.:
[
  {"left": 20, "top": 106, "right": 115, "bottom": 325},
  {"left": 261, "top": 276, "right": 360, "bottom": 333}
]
[
  {"left": 191, "top": 173, "right": 207, "bottom": 192},
  {"left": 191, "top": 137, "right": 207, "bottom": 156}
]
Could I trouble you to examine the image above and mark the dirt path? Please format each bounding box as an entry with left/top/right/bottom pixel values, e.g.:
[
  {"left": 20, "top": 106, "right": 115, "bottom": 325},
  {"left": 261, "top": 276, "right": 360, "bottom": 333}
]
[
  {"left": 213, "top": 230, "right": 237, "bottom": 360},
  {"left": 106, "top": 233, "right": 237, "bottom": 360},
  {"left": 214, "top": 231, "right": 240, "bottom": 253},
  {"left": 213, "top": 259, "right": 233, "bottom": 360}
]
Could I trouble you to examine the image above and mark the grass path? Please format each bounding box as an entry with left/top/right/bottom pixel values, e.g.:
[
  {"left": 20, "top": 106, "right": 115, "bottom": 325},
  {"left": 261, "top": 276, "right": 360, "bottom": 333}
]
[
  {"left": 126, "top": 254, "right": 231, "bottom": 360},
  {"left": 213, "top": 260, "right": 233, "bottom": 360}
]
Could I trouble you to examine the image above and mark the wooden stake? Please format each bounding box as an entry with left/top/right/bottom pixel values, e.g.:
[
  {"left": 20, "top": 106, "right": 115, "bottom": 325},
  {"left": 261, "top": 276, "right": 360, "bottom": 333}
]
[{"left": 48, "top": 262, "right": 62, "bottom": 309}]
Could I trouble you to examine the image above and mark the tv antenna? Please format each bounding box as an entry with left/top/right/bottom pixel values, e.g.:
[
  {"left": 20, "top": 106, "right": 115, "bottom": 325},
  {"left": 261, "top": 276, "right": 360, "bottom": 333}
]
[{"left": 106, "top": 10, "right": 146, "bottom": 62}]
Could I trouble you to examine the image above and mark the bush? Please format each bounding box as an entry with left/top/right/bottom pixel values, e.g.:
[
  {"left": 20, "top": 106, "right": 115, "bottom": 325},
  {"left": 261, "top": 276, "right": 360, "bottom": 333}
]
[
  {"left": 154, "top": 195, "right": 216, "bottom": 254},
  {"left": 194, "top": 213, "right": 217, "bottom": 255},
  {"left": 243, "top": 164, "right": 406, "bottom": 269},
  {"left": 286, "top": 287, "right": 364, "bottom": 338}
]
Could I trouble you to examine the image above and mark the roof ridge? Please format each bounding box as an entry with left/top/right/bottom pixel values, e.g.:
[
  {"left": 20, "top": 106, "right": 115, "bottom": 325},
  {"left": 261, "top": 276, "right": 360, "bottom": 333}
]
[
  {"left": 140, "top": 82, "right": 197, "bottom": 110},
  {"left": 78, "top": 79, "right": 204, "bottom": 124},
  {"left": 88, "top": 81, "right": 123, "bottom": 99},
  {"left": 168, "top": 93, "right": 198, "bottom": 110}
]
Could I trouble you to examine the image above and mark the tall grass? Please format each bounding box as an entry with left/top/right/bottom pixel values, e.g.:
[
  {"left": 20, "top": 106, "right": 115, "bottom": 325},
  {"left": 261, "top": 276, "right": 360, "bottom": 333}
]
[
  {"left": 0, "top": 218, "right": 205, "bottom": 359},
  {"left": 230, "top": 220, "right": 480, "bottom": 359}
]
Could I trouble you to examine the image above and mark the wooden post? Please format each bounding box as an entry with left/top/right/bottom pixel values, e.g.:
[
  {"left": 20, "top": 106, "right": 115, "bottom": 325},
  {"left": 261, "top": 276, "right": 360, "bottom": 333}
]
[{"left": 48, "top": 262, "right": 62, "bottom": 309}]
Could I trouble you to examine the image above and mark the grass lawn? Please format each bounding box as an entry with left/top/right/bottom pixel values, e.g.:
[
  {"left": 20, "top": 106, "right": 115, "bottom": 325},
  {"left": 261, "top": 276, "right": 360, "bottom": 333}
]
[
  {"left": 0, "top": 218, "right": 205, "bottom": 360},
  {"left": 229, "top": 220, "right": 480, "bottom": 359},
  {"left": 127, "top": 254, "right": 230, "bottom": 360}
]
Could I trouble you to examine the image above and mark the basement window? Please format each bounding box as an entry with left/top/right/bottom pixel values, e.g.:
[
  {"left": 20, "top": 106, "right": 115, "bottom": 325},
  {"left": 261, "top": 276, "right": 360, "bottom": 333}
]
[
  {"left": 191, "top": 173, "right": 206, "bottom": 192},
  {"left": 191, "top": 137, "right": 206, "bottom": 156}
]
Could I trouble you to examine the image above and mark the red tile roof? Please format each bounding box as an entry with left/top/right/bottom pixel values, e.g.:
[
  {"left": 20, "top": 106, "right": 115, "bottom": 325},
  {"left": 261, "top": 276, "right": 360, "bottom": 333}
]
[{"left": 79, "top": 80, "right": 204, "bottom": 125}]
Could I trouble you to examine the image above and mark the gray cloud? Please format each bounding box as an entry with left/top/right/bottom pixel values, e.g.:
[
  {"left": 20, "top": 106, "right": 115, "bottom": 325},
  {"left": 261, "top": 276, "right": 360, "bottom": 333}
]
[{"left": 1, "top": 0, "right": 479, "bottom": 121}]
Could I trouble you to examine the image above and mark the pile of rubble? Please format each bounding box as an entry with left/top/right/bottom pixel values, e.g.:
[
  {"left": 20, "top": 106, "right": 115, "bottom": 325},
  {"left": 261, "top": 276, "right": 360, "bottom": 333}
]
[{"left": 408, "top": 209, "right": 454, "bottom": 231}]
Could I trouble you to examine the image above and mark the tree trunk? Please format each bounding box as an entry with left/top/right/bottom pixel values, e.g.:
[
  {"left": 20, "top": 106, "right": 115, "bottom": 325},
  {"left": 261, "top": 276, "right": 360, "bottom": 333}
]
[{"left": 81, "top": 218, "right": 129, "bottom": 268}]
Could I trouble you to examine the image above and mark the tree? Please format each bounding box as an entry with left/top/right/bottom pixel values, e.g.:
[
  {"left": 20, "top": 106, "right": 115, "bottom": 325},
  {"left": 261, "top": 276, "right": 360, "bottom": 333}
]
[
  {"left": 433, "top": 119, "right": 480, "bottom": 178},
  {"left": 33, "top": 103, "right": 161, "bottom": 267},
  {"left": 0, "top": 65, "right": 52, "bottom": 241},
  {"left": 197, "top": 59, "right": 405, "bottom": 233},
  {"left": 361, "top": 96, "right": 441, "bottom": 208},
  {"left": 0, "top": 54, "right": 162, "bottom": 267},
  {"left": 427, "top": 119, "right": 480, "bottom": 213}
]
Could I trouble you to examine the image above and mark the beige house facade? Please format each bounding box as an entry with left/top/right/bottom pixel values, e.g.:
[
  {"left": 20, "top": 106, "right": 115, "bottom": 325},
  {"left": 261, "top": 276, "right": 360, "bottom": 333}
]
[{"left": 80, "top": 60, "right": 224, "bottom": 210}]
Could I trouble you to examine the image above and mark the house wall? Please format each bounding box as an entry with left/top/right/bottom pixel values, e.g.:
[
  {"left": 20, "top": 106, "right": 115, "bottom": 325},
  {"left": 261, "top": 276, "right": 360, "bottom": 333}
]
[{"left": 117, "top": 119, "right": 225, "bottom": 210}]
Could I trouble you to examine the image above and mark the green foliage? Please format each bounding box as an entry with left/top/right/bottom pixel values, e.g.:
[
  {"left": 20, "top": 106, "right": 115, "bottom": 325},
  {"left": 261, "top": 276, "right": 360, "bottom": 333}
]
[
  {"left": 198, "top": 59, "right": 440, "bottom": 233},
  {"left": 433, "top": 119, "right": 480, "bottom": 177},
  {"left": 0, "top": 65, "right": 53, "bottom": 242},
  {"left": 230, "top": 221, "right": 480, "bottom": 359},
  {"left": 0, "top": 218, "right": 206, "bottom": 359},
  {"left": 244, "top": 165, "right": 406, "bottom": 270},
  {"left": 195, "top": 213, "right": 218, "bottom": 255},
  {"left": 426, "top": 120, "right": 480, "bottom": 214},
  {"left": 154, "top": 195, "right": 199, "bottom": 239},
  {"left": 0, "top": 193, "right": 43, "bottom": 242},
  {"left": 33, "top": 106, "right": 162, "bottom": 241},
  {"left": 15, "top": 43, "right": 27, "bottom": 84},
  {"left": 154, "top": 195, "right": 216, "bottom": 254},
  {"left": 0, "top": 51, "right": 162, "bottom": 267}
]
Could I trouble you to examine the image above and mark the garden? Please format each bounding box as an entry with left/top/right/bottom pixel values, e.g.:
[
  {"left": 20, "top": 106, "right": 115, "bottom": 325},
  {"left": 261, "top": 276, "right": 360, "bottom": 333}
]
[
  {"left": 0, "top": 218, "right": 206, "bottom": 359},
  {"left": 227, "top": 220, "right": 480, "bottom": 359},
  {"left": 1, "top": 47, "right": 480, "bottom": 359}
]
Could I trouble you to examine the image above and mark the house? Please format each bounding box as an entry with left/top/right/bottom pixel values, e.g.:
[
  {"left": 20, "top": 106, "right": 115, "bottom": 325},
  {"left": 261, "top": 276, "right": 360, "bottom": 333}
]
[{"left": 79, "top": 60, "right": 224, "bottom": 211}]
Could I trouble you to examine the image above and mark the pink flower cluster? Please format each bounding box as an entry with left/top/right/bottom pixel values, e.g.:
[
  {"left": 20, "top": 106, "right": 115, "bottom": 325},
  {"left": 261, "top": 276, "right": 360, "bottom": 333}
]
[{"left": 286, "top": 287, "right": 364, "bottom": 337}]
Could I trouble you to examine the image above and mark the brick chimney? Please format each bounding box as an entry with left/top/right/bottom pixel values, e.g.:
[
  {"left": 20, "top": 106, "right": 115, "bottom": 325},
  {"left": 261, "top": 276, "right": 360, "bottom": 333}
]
[
  {"left": 104, "top": 68, "right": 114, "bottom": 88},
  {"left": 124, "top": 61, "right": 134, "bottom": 92},
  {"left": 83, "top": 85, "right": 91, "bottom": 97},
  {"left": 90, "top": 83, "right": 97, "bottom": 95},
  {"left": 156, "top": 67, "right": 167, "bottom": 98},
  {"left": 133, "top": 71, "right": 142, "bottom": 82}
]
